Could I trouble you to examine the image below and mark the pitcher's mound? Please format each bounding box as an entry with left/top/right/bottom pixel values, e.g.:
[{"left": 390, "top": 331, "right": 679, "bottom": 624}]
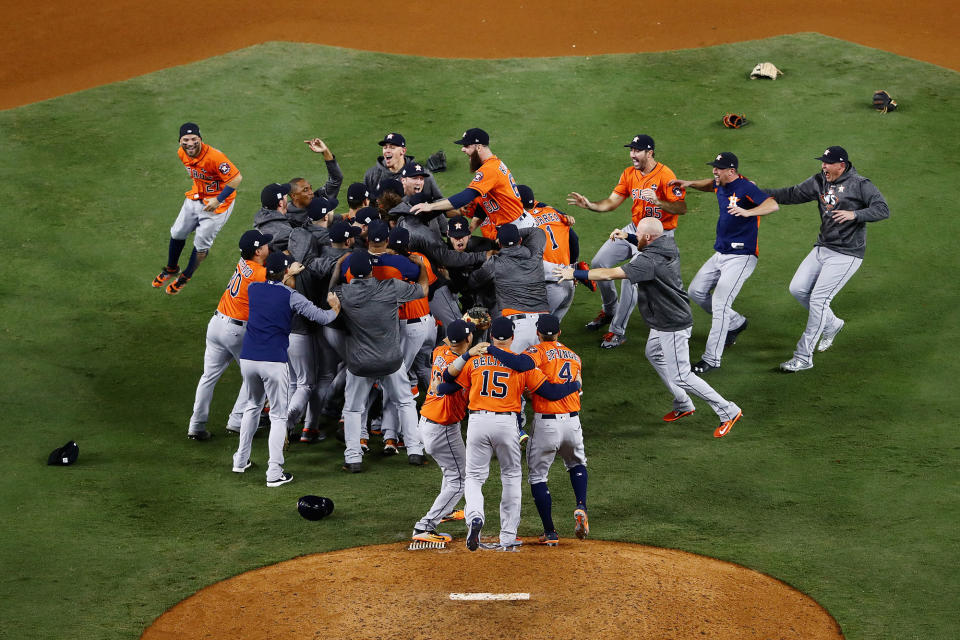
[{"left": 142, "top": 540, "right": 843, "bottom": 639}]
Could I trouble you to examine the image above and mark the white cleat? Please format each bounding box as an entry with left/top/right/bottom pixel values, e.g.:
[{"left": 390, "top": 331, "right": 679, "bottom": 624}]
[
  {"left": 780, "top": 357, "right": 813, "bottom": 373},
  {"left": 817, "top": 319, "right": 845, "bottom": 352}
]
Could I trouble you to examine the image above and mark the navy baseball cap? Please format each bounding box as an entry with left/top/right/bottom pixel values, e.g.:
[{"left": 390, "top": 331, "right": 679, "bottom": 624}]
[
  {"left": 307, "top": 196, "right": 338, "bottom": 221},
  {"left": 347, "top": 182, "right": 369, "bottom": 206},
  {"left": 707, "top": 152, "right": 739, "bottom": 170},
  {"left": 401, "top": 161, "right": 430, "bottom": 178},
  {"left": 329, "top": 221, "right": 362, "bottom": 243},
  {"left": 389, "top": 227, "right": 410, "bottom": 249},
  {"left": 455, "top": 128, "right": 490, "bottom": 146},
  {"left": 817, "top": 146, "right": 849, "bottom": 163},
  {"left": 265, "top": 252, "right": 293, "bottom": 277},
  {"left": 367, "top": 220, "right": 390, "bottom": 243},
  {"left": 536, "top": 314, "right": 561, "bottom": 335},
  {"left": 407, "top": 192, "right": 429, "bottom": 207},
  {"left": 378, "top": 132, "right": 406, "bottom": 147},
  {"left": 350, "top": 250, "right": 373, "bottom": 278},
  {"left": 356, "top": 206, "right": 380, "bottom": 226},
  {"left": 625, "top": 134, "right": 655, "bottom": 150},
  {"left": 447, "top": 216, "right": 472, "bottom": 238},
  {"left": 239, "top": 229, "right": 273, "bottom": 253},
  {"left": 446, "top": 319, "right": 474, "bottom": 343},
  {"left": 517, "top": 184, "right": 536, "bottom": 209},
  {"left": 260, "top": 182, "right": 291, "bottom": 209},
  {"left": 497, "top": 223, "right": 521, "bottom": 247},
  {"left": 377, "top": 178, "right": 404, "bottom": 198},
  {"left": 490, "top": 316, "right": 515, "bottom": 340},
  {"left": 47, "top": 440, "right": 79, "bottom": 466},
  {"left": 179, "top": 122, "right": 200, "bottom": 139}
]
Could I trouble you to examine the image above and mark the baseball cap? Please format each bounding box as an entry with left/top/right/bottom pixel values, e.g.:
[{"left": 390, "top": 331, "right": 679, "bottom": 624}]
[
  {"left": 306, "top": 196, "right": 338, "bottom": 221},
  {"left": 625, "top": 134, "right": 655, "bottom": 150},
  {"left": 536, "top": 314, "right": 561, "bottom": 335},
  {"left": 517, "top": 184, "right": 536, "bottom": 209},
  {"left": 239, "top": 229, "right": 273, "bottom": 253},
  {"left": 707, "top": 151, "right": 739, "bottom": 170},
  {"left": 260, "top": 182, "right": 292, "bottom": 209},
  {"left": 497, "top": 223, "right": 521, "bottom": 247},
  {"left": 47, "top": 440, "right": 79, "bottom": 466},
  {"left": 179, "top": 122, "right": 200, "bottom": 139},
  {"left": 355, "top": 206, "right": 380, "bottom": 226},
  {"left": 446, "top": 319, "right": 474, "bottom": 344},
  {"left": 265, "top": 251, "right": 293, "bottom": 277},
  {"left": 378, "top": 132, "right": 406, "bottom": 147},
  {"left": 329, "top": 221, "right": 362, "bottom": 243},
  {"left": 389, "top": 227, "right": 410, "bottom": 250},
  {"left": 817, "top": 146, "right": 849, "bottom": 164},
  {"left": 401, "top": 161, "right": 430, "bottom": 178},
  {"left": 406, "top": 192, "right": 429, "bottom": 207},
  {"left": 367, "top": 220, "right": 390, "bottom": 243},
  {"left": 455, "top": 128, "right": 490, "bottom": 146},
  {"left": 349, "top": 249, "right": 373, "bottom": 278},
  {"left": 490, "top": 316, "right": 515, "bottom": 340},
  {"left": 447, "top": 216, "right": 471, "bottom": 238},
  {"left": 377, "top": 178, "right": 403, "bottom": 198},
  {"left": 346, "top": 182, "right": 369, "bottom": 206}
]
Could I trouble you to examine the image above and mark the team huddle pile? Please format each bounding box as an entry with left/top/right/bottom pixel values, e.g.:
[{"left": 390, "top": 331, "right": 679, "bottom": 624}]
[{"left": 152, "top": 123, "right": 889, "bottom": 548}]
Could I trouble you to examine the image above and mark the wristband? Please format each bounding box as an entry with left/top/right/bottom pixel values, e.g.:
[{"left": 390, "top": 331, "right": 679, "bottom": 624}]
[
  {"left": 460, "top": 352, "right": 471, "bottom": 363},
  {"left": 625, "top": 233, "right": 638, "bottom": 245},
  {"left": 573, "top": 269, "right": 589, "bottom": 280},
  {"left": 216, "top": 186, "right": 236, "bottom": 203}
]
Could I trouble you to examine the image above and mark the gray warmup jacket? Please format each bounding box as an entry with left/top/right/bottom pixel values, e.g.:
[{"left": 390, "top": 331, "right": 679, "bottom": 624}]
[
  {"left": 621, "top": 235, "right": 693, "bottom": 332},
  {"left": 765, "top": 163, "right": 889, "bottom": 259},
  {"left": 253, "top": 207, "right": 294, "bottom": 253},
  {"left": 470, "top": 227, "right": 549, "bottom": 314},
  {"left": 286, "top": 157, "right": 345, "bottom": 227},
  {"left": 363, "top": 157, "right": 443, "bottom": 202}
]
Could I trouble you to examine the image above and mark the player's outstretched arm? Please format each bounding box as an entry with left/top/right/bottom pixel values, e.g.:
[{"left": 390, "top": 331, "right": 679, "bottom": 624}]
[
  {"left": 556, "top": 264, "right": 627, "bottom": 282},
  {"left": 485, "top": 346, "right": 536, "bottom": 372},
  {"left": 565, "top": 191, "right": 625, "bottom": 212},
  {"left": 730, "top": 196, "right": 779, "bottom": 218},
  {"left": 668, "top": 177, "right": 714, "bottom": 192}
]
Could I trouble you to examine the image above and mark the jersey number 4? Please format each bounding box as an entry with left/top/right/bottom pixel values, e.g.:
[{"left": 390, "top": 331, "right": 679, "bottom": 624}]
[{"left": 479, "top": 369, "right": 509, "bottom": 398}]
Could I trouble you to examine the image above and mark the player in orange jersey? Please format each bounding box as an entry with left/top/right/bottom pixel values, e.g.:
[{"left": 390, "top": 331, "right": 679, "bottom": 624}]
[
  {"left": 186, "top": 229, "right": 271, "bottom": 441},
  {"left": 567, "top": 134, "right": 686, "bottom": 348},
  {"left": 410, "top": 319, "right": 479, "bottom": 543},
  {"left": 409, "top": 128, "right": 534, "bottom": 241},
  {"left": 152, "top": 123, "right": 243, "bottom": 295},
  {"left": 438, "top": 317, "right": 581, "bottom": 551}
]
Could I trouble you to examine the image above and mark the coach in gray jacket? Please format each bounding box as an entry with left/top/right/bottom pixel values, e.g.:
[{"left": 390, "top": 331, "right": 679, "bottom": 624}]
[{"left": 744, "top": 146, "right": 889, "bottom": 372}]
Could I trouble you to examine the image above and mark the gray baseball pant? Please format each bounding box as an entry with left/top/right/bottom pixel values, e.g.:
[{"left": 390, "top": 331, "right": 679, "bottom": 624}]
[
  {"left": 233, "top": 359, "right": 290, "bottom": 482},
  {"left": 464, "top": 411, "right": 523, "bottom": 547},
  {"left": 415, "top": 417, "right": 466, "bottom": 532},
  {"left": 688, "top": 252, "right": 756, "bottom": 367},
  {"left": 789, "top": 246, "right": 861, "bottom": 363},
  {"left": 169, "top": 199, "right": 235, "bottom": 252},
  {"left": 343, "top": 368, "right": 423, "bottom": 464},
  {"left": 189, "top": 312, "right": 250, "bottom": 435}
]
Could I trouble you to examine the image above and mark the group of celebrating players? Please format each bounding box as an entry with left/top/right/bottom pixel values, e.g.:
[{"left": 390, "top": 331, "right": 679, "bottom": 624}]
[{"left": 153, "top": 121, "right": 889, "bottom": 549}]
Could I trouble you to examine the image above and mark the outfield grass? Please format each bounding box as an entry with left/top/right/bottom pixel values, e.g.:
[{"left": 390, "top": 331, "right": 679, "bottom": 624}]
[{"left": 1, "top": 33, "right": 958, "bottom": 639}]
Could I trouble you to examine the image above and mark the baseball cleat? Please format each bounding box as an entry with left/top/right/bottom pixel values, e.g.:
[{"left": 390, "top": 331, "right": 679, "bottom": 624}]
[
  {"left": 397, "top": 437, "right": 406, "bottom": 449},
  {"left": 266, "top": 472, "right": 293, "bottom": 487},
  {"left": 574, "top": 262, "right": 597, "bottom": 292},
  {"left": 165, "top": 274, "right": 190, "bottom": 295},
  {"left": 232, "top": 460, "right": 253, "bottom": 473},
  {"left": 724, "top": 319, "right": 749, "bottom": 347},
  {"left": 538, "top": 531, "right": 560, "bottom": 546},
  {"left": 299, "top": 427, "right": 318, "bottom": 443},
  {"left": 518, "top": 428, "right": 530, "bottom": 446},
  {"left": 585, "top": 310, "right": 611, "bottom": 331},
  {"left": 440, "top": 509, "right": 465, "bottom": 523},
  {"left": 692, "top": 359, "right": 719, "bottom": 375},
  {"left": 341, "top": 462, "right": 363, "bottom": 473},
  {"left": 662, "top": 409, "right": 695, "bottom": 423},
  {"left": 408, "top": 454, "right": 427, "bottom": 466},
  {"left": 383, "top": 439, "right": 398, "bottom": 455},
  {"left": 817, "top": 319, "right": 845, "bottom": 352},
  {"left": 600, "top": 332, "right": 627, "bottom": 349},
  {"left": 779, "top": 357, "right": 813, "bottom": 373},
  {"left": 360, "top": 438, "right": 369, "bottom": 454},
  {"left": 466, "top": 517, "right": 483, "bottom": 551},
  {"left": 574, "top": 507, "right": 589, "bottom": 540},
  {"left": 713, "top": 410, "right": 743, "bottom": 438},
  {"left": 412, "top": 529, "right": 453, "bottom": 543},
  {"left": 152, "top": 265, "right": 179, "bottom": 288},
  {"left": 187, "top": 430, "right": 211, "bottom": 441}
]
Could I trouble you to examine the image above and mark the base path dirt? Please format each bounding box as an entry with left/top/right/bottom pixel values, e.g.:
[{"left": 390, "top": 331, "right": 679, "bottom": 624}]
[
  {"left": 2, "top": 0, "right": 957, "bottom": 110},
  {"left": 141, "top": 540, "right": 842, "bottom": 640}
]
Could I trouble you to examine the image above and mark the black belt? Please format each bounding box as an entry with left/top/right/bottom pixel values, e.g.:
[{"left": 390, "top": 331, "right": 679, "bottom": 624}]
[
  {"left": 405, "top": 316, "right": 426, "bottom": 324},
  {"left": 506, "top": 313, "right": 526, "bottom": 320},
  {"left": 215, "top": 311, "right": 245, "bottom": 326},
  {"left": 471, "top": 410, "right": 517, "bottom": 416},
  {"left": 540, "top": 412, "right": 578, "bottom": 419}
]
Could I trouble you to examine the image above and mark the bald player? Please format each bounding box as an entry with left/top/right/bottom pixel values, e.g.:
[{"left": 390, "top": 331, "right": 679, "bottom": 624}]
[{"left": 557, "top": 219, "right": 742, "bottom": 438}]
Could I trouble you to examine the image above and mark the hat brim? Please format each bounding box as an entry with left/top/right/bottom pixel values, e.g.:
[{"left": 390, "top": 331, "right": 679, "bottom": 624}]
[
  {"left": 707, "top": 161, "right": 736, "bottom": 169},
  {"left": 816, "top": 155, "right": 846, "bottom": 163}
]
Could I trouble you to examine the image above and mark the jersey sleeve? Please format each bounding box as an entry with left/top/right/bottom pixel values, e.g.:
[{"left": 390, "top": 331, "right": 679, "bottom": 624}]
[
  {"left": 621, "top": 253, "right": 656, "bottom": 284},
  {"left": 612, "top": 168, "right": 632, "bottom": 197},
  {"left": 468, "top": 167, "right": 500, "bottom": 198},
  {"left": 740, "top": 180, "right": 772, "bottom": 206},
  {"left": 523, "top": 367, "right": 548, "bottom": 393},
  {"left": 454, "top": 360, "right": 473, "bottom": 392},
  {"left": 206, "top": 147, "right": 240, "bottom": 184},
  {"left": 657, "top": 166, "right": 685, "bottom": 202}
]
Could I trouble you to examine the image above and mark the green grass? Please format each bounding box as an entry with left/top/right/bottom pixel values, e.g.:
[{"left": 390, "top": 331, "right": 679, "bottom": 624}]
[{"left": 1, "top": 34, "right": 959, "bottom": 639}]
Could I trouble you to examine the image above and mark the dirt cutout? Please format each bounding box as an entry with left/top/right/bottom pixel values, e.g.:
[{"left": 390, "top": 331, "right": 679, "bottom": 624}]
[{"left": 142, "top": 540, "right": 841, "bottom": 639}]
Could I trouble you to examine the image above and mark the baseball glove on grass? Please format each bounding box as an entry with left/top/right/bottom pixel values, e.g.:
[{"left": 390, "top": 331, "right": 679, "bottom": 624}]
[
  {"left": 872, "top": 90, "right": 898, "bottom": 113},
  {"left": 750, "top": 62, "right": 782, "bottom": 80},
  {"left": 426, "top": 150, "right": 447, "bottom": 173},
  {"left": 464, "top": 306, "right": 492, "bottom": 331},
  {"left": 722, "top": 113, "right": 748, "bottom": 129}
]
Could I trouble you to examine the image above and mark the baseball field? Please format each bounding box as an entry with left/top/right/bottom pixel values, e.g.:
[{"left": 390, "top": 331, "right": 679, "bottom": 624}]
[{"left": 2, "top": 3, "right": 959, "bottom": 639}]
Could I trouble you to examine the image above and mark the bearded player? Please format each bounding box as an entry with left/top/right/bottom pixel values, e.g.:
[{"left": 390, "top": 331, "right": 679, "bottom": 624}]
[
  {"left": 410, "top": 128, "right": 534, "bottom": 240},
  {"left": 152, "top": 123, "right": 243, "bottom": 295}
]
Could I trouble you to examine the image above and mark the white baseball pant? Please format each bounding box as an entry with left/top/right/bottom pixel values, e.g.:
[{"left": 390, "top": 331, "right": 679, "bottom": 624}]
[
  {"left": 415, "top": 417, "right": 466, "bottom": 532},
  {"left": 170, "top": 198, "right": 235, "bottom": 252},
  {"left": 527, "top": 413, "right": 586, "bottom": 485},
  {"left": 688, "top": 252, "right": 757, "bottom": 367},
  {"left": 343, "top": 368, "right": 423, "bottom": 464},
  {"left": 464, "top": 411, "right": 523, "bottom": 547},
  {"left": 233, "top": 359, "right": 290, "bottom": 483},
  {"left": 189, "top": 312, "right": 250, "bottom": 435}
]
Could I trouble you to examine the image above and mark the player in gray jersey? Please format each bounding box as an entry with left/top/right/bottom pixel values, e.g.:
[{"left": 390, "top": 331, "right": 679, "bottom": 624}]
[
  {"left": 757, "top": 146, "right": 890, "bottom": 372},
  {"left": 557, "top": 218, "right": 742, "bottom": 438}
]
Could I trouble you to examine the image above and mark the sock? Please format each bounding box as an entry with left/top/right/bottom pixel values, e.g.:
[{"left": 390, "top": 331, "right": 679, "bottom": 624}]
[
  {"left": 569, "top": 465, "right": 588, "bottom": 509},
  {"left": 167, "top": 238, "right": 186, "bottom": 270},
  {"left": 182, "top": 248, "right": 201, "bottom": 278},
  {"left": 530, "top": 482, "right": 555, "bottom": 533}
]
